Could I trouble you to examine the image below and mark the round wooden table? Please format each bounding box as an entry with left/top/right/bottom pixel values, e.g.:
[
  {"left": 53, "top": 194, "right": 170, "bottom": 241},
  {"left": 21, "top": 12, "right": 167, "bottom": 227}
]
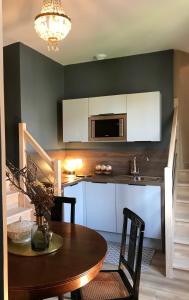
[{"left": 8, "top": 222, "right": 107, "bottom": 300}]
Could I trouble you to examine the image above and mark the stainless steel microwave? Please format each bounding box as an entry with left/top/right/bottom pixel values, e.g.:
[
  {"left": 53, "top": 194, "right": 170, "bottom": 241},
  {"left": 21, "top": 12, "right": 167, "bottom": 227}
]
[{"left": 88, "top": 113, "right": 127, "bottom": 141}]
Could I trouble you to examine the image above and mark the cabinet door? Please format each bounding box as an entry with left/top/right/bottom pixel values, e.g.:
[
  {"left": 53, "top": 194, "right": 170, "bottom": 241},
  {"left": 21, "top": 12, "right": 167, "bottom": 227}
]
[
  {"left": 63, "top": 98, "right": 88, "bottom": 142},
  {"left": 116, "top": 184, "right": 161, "bottom": 239},
  {"left": 89, "top": 95, "right": 126, "bottom": 116},
  {"left": 85, "top": 182, "right": 116, "bottom": 232},
  {"left": 127, "top": 92, "right": 161, "bottom": 141},
  {"left": 64, "top": 182, "right": 85, "bottom": 226}
]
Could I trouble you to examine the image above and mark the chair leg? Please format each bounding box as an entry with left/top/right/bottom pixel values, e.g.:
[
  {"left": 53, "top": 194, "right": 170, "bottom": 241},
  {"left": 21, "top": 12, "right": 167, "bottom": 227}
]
[
  {"left": 58, "top": 296, "right": 64, "bottom": 300},
  {"left": 71, "top": 290, "right": 80, "bottom": 300}
]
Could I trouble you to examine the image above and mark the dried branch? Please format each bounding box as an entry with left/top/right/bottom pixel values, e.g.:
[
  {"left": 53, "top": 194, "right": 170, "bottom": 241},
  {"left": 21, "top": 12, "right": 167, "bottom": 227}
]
[{"left": 6, "top": 161, "right": 54, "bottom": 217}]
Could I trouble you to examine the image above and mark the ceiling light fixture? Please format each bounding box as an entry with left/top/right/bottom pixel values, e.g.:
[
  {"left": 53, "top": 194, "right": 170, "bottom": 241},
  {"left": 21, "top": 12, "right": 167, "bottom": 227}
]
[{"left": 34, "top": 0, "right": 71, "bottom": 51}]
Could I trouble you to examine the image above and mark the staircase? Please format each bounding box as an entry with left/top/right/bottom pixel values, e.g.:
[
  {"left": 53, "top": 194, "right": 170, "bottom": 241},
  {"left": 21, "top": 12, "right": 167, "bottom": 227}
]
[
  {"left": 173, "top": 169, "right": 189, "bottom": 279},
  {"left": 5, "top": 122, "right": 62, "bottom": 225},
  {"left": 6, "top": 178, "right": 32, "bottom": 225}
]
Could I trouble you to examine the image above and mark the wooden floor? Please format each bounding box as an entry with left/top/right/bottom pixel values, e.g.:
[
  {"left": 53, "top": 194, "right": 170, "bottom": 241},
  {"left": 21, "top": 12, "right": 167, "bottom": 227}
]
[
  {"left": 139, "top": 251, "right": 189, "bottom": 300},
  {"left": 47, "top": 251, "right": 189, "bottom": 300}
]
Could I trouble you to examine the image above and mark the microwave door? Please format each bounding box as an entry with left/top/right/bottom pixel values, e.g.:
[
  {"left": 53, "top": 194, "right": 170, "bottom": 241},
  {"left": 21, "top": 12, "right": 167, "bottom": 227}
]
[
  {"left": 89, "top": 113, "right": 127, "bottom": 141},
  {"left": 95, "top": 119, "right": 120, "bottom": 137}
]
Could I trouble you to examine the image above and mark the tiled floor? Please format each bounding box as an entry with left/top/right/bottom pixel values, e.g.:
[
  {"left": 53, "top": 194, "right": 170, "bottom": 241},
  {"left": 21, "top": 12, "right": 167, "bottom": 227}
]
[{"left": 104, "top": 241, "right": 155, "bottom": 271}]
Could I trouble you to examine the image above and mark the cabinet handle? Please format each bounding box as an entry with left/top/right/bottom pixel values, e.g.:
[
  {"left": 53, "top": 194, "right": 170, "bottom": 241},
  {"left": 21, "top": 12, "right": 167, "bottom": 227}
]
[
  {"left": 128, "top": 183, "right": 146, "bottom": 186},
  {"left": 66, "top": 141, "right": 82, "bottom": 143},
  {"left": 70, "top": 183, "right": 79, "bottom": 186},
  {"left": 98, "top": 113, "right": 115, "bottom": 116},
  {"left": 92, "top": 182, "right": 108, "bottom": 184}
]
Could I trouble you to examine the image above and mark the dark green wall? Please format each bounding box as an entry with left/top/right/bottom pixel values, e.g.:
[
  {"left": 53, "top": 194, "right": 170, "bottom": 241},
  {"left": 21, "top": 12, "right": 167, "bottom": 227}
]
[{"left": 64, "top": 50, "right": 174, "bottom": 150}]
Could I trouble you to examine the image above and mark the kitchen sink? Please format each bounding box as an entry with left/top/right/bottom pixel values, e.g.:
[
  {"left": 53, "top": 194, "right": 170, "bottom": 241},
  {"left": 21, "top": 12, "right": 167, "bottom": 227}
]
[{"left": 116, "top": 174, "right": 161, "bottom": 182}]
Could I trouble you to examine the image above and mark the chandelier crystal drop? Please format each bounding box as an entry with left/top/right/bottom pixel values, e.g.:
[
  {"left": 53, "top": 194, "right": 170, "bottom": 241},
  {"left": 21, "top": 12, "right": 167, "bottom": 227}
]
[{"left": 34, "top": 0, "right": 71, "bottom": 51}]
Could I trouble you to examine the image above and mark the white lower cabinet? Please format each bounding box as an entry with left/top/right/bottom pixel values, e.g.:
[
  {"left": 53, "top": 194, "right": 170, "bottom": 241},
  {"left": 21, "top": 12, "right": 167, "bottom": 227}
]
[
  {"left": 64, "top": 182, "right": 85, "bottom": 226},
  {"left": 64, "top": 181, "right": 161, "bottom": 239},
  {"left": 116, "top": 184, "right": 161, "bottom": 239},
  {"left": 85, "top": 182, "right": 116, "bottom": 232}
]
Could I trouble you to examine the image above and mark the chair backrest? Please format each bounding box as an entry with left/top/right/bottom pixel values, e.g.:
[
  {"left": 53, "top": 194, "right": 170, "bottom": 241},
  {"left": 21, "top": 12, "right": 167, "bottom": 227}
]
[
  {"left": 51, "top": 196, "right": 76, "bottom": 224},
  {"left": 119, "top": 208, "right": 145, "bottom": 300}
]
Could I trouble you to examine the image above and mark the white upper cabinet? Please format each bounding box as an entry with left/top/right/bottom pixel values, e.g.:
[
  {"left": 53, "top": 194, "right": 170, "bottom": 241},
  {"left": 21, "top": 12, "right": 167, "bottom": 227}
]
[
  {"left": 89, "top": 94, "right": 127, "bottom": 116},
  {"left": 62, "top": 92, "right": 161, "bottom": 143},
  {"left": 63, "top": 98, "right": 88, "bottom": 142},
  {"left": 127, "top": 91, "right": 161, "bottom": 141}
]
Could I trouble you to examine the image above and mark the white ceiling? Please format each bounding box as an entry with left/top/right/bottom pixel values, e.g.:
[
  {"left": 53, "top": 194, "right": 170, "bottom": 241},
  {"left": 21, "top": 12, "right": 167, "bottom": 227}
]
[{"left": 3, "top": 0, "right": 189, "bottom": 65}]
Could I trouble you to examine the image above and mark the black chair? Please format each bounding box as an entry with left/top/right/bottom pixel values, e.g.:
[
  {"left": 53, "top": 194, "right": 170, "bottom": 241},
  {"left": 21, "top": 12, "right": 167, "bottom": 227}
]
[
  {"left": 51, "top": 196, "right": 76, "bottom": 300},
  {"left": 72, "top": 208, "right": 145, "bottom": 300},
  {"left": 51, "top": 196, "right": 76, "bottom": 224}
]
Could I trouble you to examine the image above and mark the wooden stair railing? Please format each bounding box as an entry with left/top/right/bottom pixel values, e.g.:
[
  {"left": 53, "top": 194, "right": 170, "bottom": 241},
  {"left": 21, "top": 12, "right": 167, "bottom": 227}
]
[
  {"left": 19, "top": 123, "right": 62, "bottom": 207},
  {"left": 164, "top": 100, "right": 180, "bottom": 278}
]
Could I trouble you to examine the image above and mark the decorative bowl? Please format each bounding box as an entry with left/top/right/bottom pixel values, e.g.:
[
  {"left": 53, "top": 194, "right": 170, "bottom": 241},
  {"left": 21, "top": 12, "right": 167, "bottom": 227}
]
[
  {"left": 8, "top": 219, "right": 33, "bottom": 243},
  {"left": 95, "top": 164, "right": 112, "bottom": 175}
]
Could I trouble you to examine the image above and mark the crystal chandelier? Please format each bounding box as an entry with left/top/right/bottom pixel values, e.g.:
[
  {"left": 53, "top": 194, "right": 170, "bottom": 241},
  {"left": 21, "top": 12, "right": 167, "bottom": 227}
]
[{"left": 34, "top": 0, "right": 71, "bottom": 51}]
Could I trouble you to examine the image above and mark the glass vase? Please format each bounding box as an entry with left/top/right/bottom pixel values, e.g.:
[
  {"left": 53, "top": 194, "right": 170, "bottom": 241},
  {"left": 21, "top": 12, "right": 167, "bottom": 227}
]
[{"left": 31, "top": 215, "right": 49, "bottom": 251}]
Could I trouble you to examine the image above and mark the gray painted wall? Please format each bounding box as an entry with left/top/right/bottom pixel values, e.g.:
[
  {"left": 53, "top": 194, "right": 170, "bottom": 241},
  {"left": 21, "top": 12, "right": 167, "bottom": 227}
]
[
  {"left": 20, "top": 43, "right": 64, "bottom": 150},
  {"left": 4, "top": 44, "right": 173, "bottom": 165},
  {"left": 4, "top": 43, "right": 65, "bottom": 166},
  {"left": 4, "top": 43, "right": 21, "bottom": 167},
  {"left": 64, "top": 50, "right": 174, "bottom": 150}
]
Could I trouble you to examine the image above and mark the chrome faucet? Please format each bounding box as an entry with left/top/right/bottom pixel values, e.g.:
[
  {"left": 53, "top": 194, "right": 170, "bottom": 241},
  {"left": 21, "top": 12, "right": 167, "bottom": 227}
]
[{"left": 130, "top": 156, "right": 139, "bottom": 176}]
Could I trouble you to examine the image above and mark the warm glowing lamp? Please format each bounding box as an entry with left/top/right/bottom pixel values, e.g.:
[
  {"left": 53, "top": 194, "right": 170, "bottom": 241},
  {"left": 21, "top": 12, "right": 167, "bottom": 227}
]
[
  {"left": 64, "top": 159, "right": 76, "bottom": 175},
  {"left": 63, "top": 158, "right": 83, "bottom": 176},
  {"left": 75, "top": 159, "right": 83, "bottom": 171}
]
